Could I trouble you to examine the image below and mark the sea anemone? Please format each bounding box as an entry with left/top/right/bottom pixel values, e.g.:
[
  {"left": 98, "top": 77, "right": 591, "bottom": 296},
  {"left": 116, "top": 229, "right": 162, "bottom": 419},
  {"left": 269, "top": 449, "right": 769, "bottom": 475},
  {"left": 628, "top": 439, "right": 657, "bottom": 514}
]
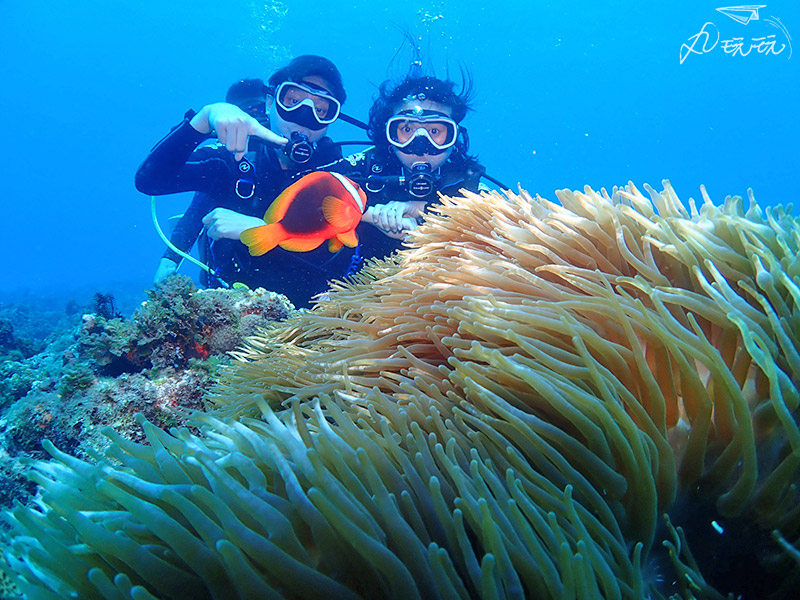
[{"left": 4, "top": 183, "right": 800, "bottom": 599}]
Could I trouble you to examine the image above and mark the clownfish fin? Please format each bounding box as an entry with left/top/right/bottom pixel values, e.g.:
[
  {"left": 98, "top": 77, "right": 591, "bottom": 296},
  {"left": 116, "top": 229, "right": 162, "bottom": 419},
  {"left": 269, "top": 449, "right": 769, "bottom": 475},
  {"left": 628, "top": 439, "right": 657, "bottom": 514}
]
[
  {"left": 321, "top": 195, "right": 361, "bottom": 229},
  {"left": 279, "top": 237, "right": 325, "bottom": 252},
  {"left": 240, "top": 224, "right": 283, "bottom": 256},
  {"left": 328, "top": 237, "right": 344, "bottom": 253},
  {"left": 263, "top": 188, "right": 293, "bottom": 223},
  {"left": 336, "top": 229, "right": 359, "bottom": 248}
]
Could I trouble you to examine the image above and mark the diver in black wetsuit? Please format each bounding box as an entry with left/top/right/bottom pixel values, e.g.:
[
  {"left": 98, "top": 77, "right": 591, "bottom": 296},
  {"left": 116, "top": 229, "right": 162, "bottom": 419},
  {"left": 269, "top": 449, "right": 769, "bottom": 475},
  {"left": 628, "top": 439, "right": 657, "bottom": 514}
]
[
  {"left": 152, "top": 78, "right": 271, "bottom": 286},
  {"left": 135, "top": 55, "right": 351, "bottom": 308},
  {"left": 326, "top": 73, "right": 487, "bottom": 264}
]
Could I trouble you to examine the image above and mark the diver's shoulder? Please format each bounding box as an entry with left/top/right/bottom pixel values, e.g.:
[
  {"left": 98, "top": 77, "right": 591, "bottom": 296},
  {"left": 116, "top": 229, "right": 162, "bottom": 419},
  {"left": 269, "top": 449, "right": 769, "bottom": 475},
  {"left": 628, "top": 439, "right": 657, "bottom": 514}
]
[
  {"left": 322, "top": 148, "right": 373, "bottom": 175},
  {"left": 341, "top": 149, "right": 371, "bottom": 167},
  {"left": 196, "top": 139, "right": 227, "bottom": 151},
  {"left": 314, "top": 136, "right": 344, "bottom": 163},
  {"left": 187, "top": 139, "right": 238, "bottom": 164}
]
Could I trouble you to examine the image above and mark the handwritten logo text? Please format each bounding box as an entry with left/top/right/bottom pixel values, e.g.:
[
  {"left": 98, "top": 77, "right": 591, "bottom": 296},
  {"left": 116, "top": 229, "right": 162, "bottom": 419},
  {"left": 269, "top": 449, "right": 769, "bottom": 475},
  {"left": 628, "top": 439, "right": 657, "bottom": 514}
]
[{"left": 680, "top": 5, "right": 792, "bottom": 64}]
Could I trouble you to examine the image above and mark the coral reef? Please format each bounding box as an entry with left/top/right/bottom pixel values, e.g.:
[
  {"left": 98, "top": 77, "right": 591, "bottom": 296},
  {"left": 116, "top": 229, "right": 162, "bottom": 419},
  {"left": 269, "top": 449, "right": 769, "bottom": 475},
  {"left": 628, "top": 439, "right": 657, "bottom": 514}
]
[
  {"left": 0, "top": 278, "right": 293, "bottom": 511},
  {"left": 92, "top": 292, "right": 123, "bottom": 321},
  {"left": 79, "top": 276, "right": 292, "bottom": 374},
  {"left": 3, "top": 184, "right": 800, "bottom": 599},
  {"left": 0, "top": 319, "right": 43, "bottom": 363},
  {"left": 0, "top": 300, "right": 71, "bottom": 351},
  {"left": 0, "top": 291, "right": 113, "bottom": 409},
  {"left": 0, "top": 318, "right": 46, "bottom": 410}
]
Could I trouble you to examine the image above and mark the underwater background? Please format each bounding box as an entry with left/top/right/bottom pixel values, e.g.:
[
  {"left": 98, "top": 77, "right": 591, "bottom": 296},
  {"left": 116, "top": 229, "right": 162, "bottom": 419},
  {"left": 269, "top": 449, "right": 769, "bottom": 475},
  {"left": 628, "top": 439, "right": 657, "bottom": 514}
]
[
  {"left": 0, "top": 0, "right": 797, "bottom": 310},
  {"left": 0, "top": 2, "right": 799, "bottom": 598}
]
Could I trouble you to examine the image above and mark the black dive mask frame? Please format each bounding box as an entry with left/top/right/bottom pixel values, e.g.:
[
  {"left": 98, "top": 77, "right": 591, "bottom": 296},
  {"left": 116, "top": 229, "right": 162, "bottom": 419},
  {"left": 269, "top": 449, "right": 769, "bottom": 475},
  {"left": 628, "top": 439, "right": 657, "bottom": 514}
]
[
  {"left": 276, "top": 102, "right": 328, "bottom": 132},
  {"left": 394, "top": 135, "right": 450, "bottom": 157}
]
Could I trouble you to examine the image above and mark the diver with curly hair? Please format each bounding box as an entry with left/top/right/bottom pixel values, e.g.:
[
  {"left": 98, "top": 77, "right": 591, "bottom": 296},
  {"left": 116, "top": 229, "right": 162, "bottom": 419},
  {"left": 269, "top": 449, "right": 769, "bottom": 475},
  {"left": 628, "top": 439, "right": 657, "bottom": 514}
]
[{"left": 330, "top": 71, "right": 488, "bottom": 262}]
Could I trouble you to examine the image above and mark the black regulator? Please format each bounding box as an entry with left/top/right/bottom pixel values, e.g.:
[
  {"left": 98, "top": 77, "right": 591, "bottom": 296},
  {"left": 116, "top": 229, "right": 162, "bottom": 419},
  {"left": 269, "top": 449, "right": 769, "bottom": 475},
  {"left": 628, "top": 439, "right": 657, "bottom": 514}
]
[
  {"left": 283, "top": 132, "right": 316, "bottom": 164},
  {"left": 365, "top": 162, "right": 438, "bottom": 200}
]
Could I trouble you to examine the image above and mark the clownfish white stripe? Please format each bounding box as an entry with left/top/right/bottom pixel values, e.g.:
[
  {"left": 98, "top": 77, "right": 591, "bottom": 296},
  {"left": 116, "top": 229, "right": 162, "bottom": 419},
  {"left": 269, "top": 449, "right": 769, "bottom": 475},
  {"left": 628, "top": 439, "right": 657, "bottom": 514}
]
[{"left": 329, "top": 172, "right": 365, "bottom": 213}]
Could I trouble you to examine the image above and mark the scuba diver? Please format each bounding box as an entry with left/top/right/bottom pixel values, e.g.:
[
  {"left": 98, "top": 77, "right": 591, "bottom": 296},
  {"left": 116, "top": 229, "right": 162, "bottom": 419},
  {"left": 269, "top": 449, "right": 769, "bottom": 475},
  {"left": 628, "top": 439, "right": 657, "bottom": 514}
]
[
  {"left": 136, "top": 55, "right": 359, "bottom": 307},
  {"left": 151, "top": 77, "right": 270, "bottom": 286},
  {"left": 327, "top": 71, "right": 490, "bottom": 262}
]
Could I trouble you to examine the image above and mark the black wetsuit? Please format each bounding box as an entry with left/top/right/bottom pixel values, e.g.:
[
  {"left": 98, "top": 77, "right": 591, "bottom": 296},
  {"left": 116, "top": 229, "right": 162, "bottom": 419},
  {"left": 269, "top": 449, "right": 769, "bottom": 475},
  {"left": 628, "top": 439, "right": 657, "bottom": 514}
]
[
  {"left": 135, "top": 114, "right": 352, "bottom": 308},
  {"left": 325, "top": 148, "right": 486, "bottom": 263}
]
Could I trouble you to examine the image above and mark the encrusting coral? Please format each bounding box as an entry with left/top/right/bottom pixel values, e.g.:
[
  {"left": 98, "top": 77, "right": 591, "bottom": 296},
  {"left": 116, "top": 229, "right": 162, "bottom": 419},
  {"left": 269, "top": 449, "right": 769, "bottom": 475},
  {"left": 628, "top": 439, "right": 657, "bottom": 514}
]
[
  {"left": 0, "top": 278, "right": 295, "bottom": 523},
  {"left": 3, "top": 183, "right": 800, "bottom": 599}
]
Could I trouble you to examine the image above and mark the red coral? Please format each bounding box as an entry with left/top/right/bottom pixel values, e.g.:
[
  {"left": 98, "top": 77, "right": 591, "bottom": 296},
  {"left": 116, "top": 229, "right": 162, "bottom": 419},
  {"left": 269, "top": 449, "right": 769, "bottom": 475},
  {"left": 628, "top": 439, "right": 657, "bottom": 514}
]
[
  {"left": 194, "top": 341, "right": 210, "bottom": 360},
  {"left": 33, "top": 405, "right": 53, "bottom": 429}
]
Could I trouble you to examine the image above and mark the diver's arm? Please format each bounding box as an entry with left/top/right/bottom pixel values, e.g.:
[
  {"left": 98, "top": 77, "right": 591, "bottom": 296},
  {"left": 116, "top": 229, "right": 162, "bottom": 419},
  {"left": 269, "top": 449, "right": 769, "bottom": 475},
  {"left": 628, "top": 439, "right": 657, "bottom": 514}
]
[
  {"left": 135, "top": 115, "right": 230, "bottom": 195},
  {"left": 312, "top": 137, "right": 345, "bottom": 167},
  {"left": 136, "top": 106, "right": 287, "bottom": 195},
  {"left": 203, "top": 208, "right": 264, "bottom": 241},
  {"left": 191, "top": 103, "right": 287, "bottom": 161},
  {"left": 324, "top": 151, "right": 368, "bottom": 180},
  {"left": 365, "top": 200, "right": 426, "bottom": 229},
  {"left": 438, "top": 160, "right": 487, "bottom": 197},
  {"left": 362, "top": 202, "right": 422, "bottom": 239}
]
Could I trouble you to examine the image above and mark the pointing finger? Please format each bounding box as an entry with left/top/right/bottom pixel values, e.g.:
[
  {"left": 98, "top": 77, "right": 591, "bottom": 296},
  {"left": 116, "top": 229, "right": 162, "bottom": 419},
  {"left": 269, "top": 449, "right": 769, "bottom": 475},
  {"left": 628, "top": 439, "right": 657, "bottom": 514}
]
[
  {"left": 251, "top": 121, "right": 288, "bottom": 146},
  {"left": 225, "top": 125, "right": 240, "bottom": 153},
  {"left": 216, "top": 123, "right": 228, "bottom": 146},
  {"left": 234, "top": 127, "right": 249, "bottom": 161}
]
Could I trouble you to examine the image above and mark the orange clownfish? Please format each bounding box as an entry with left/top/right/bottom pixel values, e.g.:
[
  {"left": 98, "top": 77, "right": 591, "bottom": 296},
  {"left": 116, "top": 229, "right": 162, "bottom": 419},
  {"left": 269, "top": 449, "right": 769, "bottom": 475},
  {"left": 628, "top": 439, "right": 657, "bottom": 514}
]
[{"left": 239, "top": 171, "right": 367, "bottom": 256}]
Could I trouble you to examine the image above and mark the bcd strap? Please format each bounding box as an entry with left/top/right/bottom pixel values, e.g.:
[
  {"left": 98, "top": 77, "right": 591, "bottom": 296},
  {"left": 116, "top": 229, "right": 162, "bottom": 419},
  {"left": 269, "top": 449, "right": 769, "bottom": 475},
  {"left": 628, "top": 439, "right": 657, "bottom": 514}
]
[{"left": 234, "top": 155, "right": 256, "bottom": 199}]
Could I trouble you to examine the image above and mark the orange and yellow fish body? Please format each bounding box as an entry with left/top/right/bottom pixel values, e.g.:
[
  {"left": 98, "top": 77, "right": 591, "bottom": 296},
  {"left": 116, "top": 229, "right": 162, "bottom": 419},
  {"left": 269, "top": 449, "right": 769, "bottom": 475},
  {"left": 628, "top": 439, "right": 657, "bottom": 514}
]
[{"left": 240, "top": 171, "right": 367, "bottom": 256}]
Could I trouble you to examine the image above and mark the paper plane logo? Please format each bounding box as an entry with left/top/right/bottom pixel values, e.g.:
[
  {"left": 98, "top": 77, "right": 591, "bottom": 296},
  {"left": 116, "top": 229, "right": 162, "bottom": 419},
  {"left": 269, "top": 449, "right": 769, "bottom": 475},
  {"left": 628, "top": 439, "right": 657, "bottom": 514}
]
[
  {"left": 680, "top": 4, "right": 791, "bottom": 63},
  {"left": 715, "top": 5, "right": 766, "bottom": 25}
]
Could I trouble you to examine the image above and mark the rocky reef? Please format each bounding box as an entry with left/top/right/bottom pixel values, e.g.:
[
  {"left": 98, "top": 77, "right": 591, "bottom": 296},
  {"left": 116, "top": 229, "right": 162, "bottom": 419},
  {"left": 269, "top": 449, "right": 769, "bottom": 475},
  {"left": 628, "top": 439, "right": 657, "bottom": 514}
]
[{"left": 0, "top": 276, "right": 293, "bottom": 511}]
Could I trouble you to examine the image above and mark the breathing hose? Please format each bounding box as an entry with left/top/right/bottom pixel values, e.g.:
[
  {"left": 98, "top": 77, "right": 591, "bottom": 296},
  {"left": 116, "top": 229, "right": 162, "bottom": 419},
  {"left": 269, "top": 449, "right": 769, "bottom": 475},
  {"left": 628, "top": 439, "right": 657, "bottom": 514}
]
[{"left": 150, "top": 196, "right": 231, "bottom": 288}]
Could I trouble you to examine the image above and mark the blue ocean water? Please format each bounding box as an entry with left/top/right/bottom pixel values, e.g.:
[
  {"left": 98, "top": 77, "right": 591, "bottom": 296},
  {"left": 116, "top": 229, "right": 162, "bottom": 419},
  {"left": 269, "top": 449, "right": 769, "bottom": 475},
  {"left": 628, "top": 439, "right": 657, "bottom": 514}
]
[{"left": 0, "top": 0, "right": 797, "bottom": 308}]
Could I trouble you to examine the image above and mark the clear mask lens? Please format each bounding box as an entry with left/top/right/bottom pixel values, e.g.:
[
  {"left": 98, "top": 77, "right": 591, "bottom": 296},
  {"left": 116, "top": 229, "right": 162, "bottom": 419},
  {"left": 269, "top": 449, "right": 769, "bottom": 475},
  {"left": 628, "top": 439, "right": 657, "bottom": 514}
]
[{"left": 386, "top": 113, "right": 458, "bottom": 151}]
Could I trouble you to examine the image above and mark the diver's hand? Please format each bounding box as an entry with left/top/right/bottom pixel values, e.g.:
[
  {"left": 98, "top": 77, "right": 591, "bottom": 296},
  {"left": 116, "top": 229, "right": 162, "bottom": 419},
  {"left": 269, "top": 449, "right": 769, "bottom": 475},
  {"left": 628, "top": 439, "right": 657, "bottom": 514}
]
[
  {"left": 190, "top": 103, "right": 288, "bottom": 161},
  {"left": 153, "top": 257, "right": 178, "bottom": 285},
  {"left": 203, "top": 208, "right": 265, "bottom": 241},
  {"left": 362, "top": 210, "right": 418, "bottom": 240},
  {"left": 363, "top": 201, "right": 426, "bottom": 238}
]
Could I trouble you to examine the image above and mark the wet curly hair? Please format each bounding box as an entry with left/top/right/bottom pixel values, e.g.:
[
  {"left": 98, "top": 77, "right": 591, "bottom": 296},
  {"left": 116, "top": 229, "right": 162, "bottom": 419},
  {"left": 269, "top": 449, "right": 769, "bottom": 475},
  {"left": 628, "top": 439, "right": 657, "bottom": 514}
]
[{"left": 367, "top": 73, "right": 476, "bottom": 164}]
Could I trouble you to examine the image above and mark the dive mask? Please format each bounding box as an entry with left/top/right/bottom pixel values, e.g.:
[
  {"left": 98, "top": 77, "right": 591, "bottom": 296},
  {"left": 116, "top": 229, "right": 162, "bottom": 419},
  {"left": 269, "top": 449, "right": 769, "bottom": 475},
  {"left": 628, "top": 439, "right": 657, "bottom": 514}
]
[
  {"left": 386, "top": 109, "right": 458, "bottom": 156},
  {"left": 275, "top": 81, "right": 341, "bottom": 131}
]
